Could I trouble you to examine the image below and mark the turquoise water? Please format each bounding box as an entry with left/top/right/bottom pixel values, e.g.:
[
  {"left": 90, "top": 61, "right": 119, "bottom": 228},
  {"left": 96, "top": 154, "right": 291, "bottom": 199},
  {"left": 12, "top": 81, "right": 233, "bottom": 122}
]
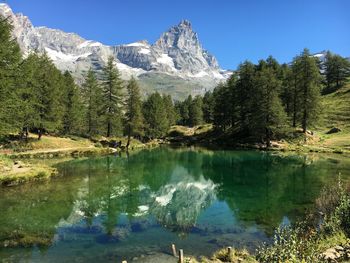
[{"left": 0, "top": 147, "right": 349, "bottom": 262}]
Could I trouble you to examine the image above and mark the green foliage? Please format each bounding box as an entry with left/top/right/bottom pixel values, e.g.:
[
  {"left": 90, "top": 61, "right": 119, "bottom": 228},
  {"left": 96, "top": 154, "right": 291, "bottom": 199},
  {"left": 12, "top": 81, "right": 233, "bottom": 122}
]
[
  {"left": 202, "top": 91, "right": 214, "bottom": 123},
  {"left": 61, "top": 71, "right": 85, "bottom": 135},
  {"left": 162, "top": 94, "right": 178, "bottom": 126},
  {"left": 125, "top": 77, "right": 144, "bottom": 138},
  {"left": 251, "top": 65, "right": 286, "bottom": 146},
  {"left": 143, "top": 92, "right": 169, "bottom": 138},
  {"left": 323, "top": 51, "right": 350, "bottom": 94},
  {"left": 0, "top": 16, "right": 22, "bottom": 136},
  {"left": 189, "top": 95, "right": 204, "bottom": 126},
  {"left": 82, "top": 69, "right": 103, "bottom": 137},
  {"left": 257, "top": 180, "right": 350, "bottom": 263},
  {"left": 101, "top": 56, "right": 124, "bottom": 137},
  {"left": 256, "top": 224, "right": 319, "bottom": 263},
  {"left": 322, "top": 180, "right": 350, "bottom": 237},
  {"left": 176, "top": 95, "right": 192, "bottom": 126},
  {"left": 293, "top": 49, "right": 322, "bottom": 132}
]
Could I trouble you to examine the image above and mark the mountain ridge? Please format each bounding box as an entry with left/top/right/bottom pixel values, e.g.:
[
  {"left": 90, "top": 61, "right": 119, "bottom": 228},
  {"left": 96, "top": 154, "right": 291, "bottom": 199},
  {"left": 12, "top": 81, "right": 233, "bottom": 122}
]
[{"left": 0, "top": 3, "right": 230, "bottom": 99}]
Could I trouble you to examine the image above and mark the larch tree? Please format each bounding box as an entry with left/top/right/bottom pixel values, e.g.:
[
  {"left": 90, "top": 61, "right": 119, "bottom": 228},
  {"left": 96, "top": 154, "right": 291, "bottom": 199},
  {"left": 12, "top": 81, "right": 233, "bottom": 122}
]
[
  {"left": 125, "top": 77, "right": 144, "bottom": 147},
  {"left": 189, "top": 95, "right": 204, "bottom": 127},
  {"left": 143, "top": 92, "right": 168, "bottom": 138},
  {"left": 62, "top": 71, "right": 84, "bottom": 135},
  {"left": 295, "top": 49, "right": 321, "bottom": 133},
  {"left": 0, "top": 15, "right": 22, "bottom": 136},
  {"left": 323, "top": 51, "right": 350, "bottom": 94},
  {"left": 252, "top": 66, "right": 286, "bottom": 147},
  {"left": 102, "top": 56, "right": 124, "bottom": 137},
  {"left": 82, "top": 69, "right": 103, "bottom": 137}
]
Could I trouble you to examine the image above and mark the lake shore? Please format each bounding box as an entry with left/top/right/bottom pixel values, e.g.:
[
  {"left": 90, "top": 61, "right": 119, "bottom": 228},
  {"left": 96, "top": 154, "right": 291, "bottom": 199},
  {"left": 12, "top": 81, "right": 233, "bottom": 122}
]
[
  {"left": 0, "top": 134, "right": 164, "bottom": 186},
  {"left": 167, "top": 124, "right": 350, "bottom": 155},
  {"left": 1, "top": 127, "right": 349, "bottom": 186}
]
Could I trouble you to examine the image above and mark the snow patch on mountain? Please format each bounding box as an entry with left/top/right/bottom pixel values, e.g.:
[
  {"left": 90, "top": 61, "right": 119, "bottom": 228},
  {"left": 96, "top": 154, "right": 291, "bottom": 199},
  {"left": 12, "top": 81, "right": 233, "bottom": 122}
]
[{"left": 0, "top": 3, "right": 230, "bottom": 98}]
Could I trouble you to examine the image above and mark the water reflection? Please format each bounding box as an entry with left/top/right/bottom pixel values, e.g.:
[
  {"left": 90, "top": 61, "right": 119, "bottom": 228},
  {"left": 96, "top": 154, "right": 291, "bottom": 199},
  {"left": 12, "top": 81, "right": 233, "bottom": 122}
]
[{"left": 0, "top": 148, "right": 349, "bottom": 262}]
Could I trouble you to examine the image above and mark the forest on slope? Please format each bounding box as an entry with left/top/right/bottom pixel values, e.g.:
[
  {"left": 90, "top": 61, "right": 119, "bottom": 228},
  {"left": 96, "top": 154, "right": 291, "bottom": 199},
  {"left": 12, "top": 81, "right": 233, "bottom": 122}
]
[{"left": 0, "top": 15, "right": 350, "bottom": 149}]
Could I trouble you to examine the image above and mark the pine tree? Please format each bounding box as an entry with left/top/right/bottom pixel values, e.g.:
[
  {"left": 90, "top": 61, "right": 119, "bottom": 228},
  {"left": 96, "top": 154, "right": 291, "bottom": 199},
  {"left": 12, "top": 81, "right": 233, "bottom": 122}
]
[
  {"left": 27, "top": 53, "right": 64, "bottom": 138},
  {"left": 162, "top": 95, "right": 177, "bottom": 126},
  {"left": 213, "top": 83, "right": 231, "bottom": 131},
  {"left": 189, "top": 95, "right": 204, "bottom": 127},
  {"left": 324, "top": 51, "right": 350, "bottom": 94},
  {"left": 82, "top": 69, "right": 103, "bottom": 137},
  {"left": 202, "top": 91, "right": 214, "bottom": 123},
  {"left": 62, "top": 71, "right": 84, "bottom": 135},
  {"left": 178, "top": 95, "right": 192, "bottom": 126},
  {"left": 296, "top": 49, "right": 321, "bottom": 133},
  {"left": 143, "top": 92, "right": 168, "bottom": 138},
  {"left": 235, "top": 61, "right": 256, "bottom": 134},
  {"left": 102, "top": 56, "right": 124, "bottom": 137},
  {"left": 125, "top": 77, "right": 144, "bottom": 144},
  {"left": 252, "top": 66, "right": 286, "bottom": 147},
  {"left": 0, "top": 15, "right": 22, "bottom": 136}
]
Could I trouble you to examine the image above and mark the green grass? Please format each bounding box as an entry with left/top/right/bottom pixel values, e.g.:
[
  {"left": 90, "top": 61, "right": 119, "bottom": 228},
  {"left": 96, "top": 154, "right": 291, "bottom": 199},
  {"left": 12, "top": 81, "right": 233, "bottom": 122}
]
[
  {"left": 320, "top": 83, "right": 350, "bottom": 131},
  {"left": 0, "top": 163, "right": 56, "bottom": 186}
]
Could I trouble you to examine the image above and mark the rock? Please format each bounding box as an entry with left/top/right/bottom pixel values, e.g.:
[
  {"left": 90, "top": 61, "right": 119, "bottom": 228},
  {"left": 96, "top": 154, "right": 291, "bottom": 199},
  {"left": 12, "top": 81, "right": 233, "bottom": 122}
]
[
  {"left": 334, "top": 245, "right": 344, "bottom": 251},
  {"left": 306, "top": 130, "right": 314, "bottom": 135},
  {"left": 321, "top": 248, "right": 342, "bottom": 261},
  {"left": 326, "top": 127, "right": 341, "bottom": 134}
]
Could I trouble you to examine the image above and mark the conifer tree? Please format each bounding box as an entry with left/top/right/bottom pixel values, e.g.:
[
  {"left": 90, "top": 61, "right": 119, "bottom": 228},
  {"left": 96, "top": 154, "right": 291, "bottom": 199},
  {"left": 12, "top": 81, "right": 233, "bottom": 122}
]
[
  {"left": 0, "top": 16, "right": 22, "bottom": 136},
  {"left": 252, "top": 66, "right": 286, "bottom": 147},
  {"left": 235, "top": 61, "right": 256, "bottom": 133},
  {"left": 162, "top": 94, "right": 177, "bottom": 126},
  {"left": 125, "top": 77, "right": 144, "bottom": 144},
  {"left": 189, "top": 95, "right": 204, "bottom": 127},
  {"left": 213, "top": 83, "right": 232, "bottom": 131},
  {"left": 177, "top": 95, "right": 192, "bottom": 126},
  {"left": 82, "top": 69, "right": 103, "bottom": 137},
  {"left": 102, "top": 56, "right": 124, "bottom": 137},
  {"left": 62, "top": 71, "right": 84, "bottom": 135},
  {"left": 202, "top": 91, "right": 214, "bottom": 124},
  {"left": 324, "top": 51, "right": 350, "bottom": 93},
  {"left": 295, "top": 49, "right": 321, "bottom": 133},
  {"left": 29, "top": 53, "right": 64, "bottom": 137},
  {"left": 143, "top": 92, "right": 168, "bottom": 138}
]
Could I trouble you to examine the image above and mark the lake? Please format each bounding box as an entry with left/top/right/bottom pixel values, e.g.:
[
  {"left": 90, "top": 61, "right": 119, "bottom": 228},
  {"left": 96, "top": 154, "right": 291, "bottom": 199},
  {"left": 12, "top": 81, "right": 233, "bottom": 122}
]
[{"left": 0, "top": 147, "right": 349, "bottom": 262}]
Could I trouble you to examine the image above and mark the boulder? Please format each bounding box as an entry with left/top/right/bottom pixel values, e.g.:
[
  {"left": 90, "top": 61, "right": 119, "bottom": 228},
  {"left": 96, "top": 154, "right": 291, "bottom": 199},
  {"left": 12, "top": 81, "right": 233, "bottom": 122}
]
[
  {"left": 320, "top": 247, "right": 342, "bottom": 261},
  {"left": 326, "top": 127, "right": 341, "bottom": 134}
]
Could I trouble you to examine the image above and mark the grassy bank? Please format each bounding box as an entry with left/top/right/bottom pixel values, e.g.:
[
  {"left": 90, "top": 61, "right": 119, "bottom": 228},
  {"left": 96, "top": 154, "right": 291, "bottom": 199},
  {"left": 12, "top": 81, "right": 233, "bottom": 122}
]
[
  {"left": 167, "top": 84, "right": 350, "bottom": 154},
  {"left": 0, "top": 133, "right": 164, "bottom": 186},
  {"left": 0, "top": 156, "right": 56, "bottom": 186}
]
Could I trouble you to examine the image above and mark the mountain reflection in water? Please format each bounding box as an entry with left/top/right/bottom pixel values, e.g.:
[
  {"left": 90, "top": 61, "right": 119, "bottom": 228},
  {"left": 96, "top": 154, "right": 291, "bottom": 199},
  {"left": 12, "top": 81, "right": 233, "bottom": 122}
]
[{"left": 0, "top": 147, "right": 349, "bottom": 262}]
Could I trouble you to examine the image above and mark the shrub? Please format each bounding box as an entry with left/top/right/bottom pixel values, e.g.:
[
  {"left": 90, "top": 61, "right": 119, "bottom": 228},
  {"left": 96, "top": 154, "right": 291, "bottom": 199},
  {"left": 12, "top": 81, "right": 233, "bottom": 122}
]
[{"left": 256, "top": 224, "right": 318, "bottom": 263}]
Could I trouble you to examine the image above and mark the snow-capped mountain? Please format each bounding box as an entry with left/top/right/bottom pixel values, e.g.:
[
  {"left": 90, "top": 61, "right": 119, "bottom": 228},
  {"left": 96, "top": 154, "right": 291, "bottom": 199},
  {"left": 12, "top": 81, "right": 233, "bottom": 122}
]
[{"left": 0, "top": 3, "right": 230, "bottom": 99}]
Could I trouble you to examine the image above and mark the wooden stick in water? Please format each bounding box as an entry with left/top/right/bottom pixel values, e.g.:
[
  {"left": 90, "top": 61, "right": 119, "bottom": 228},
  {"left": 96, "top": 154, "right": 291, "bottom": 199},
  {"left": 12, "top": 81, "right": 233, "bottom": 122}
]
[
  {"left": 178, "top": 249, "right": 184, "bottom": 263},
  {"left": 172, "top": 243, "right": 177, "bottom": 257}
]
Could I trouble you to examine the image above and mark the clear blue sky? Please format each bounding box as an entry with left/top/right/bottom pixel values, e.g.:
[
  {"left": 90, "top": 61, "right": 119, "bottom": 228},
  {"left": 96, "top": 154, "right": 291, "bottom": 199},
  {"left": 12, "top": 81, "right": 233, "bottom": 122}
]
[{"left": 2, "top": 0, "right": 350, "bottom": 69}]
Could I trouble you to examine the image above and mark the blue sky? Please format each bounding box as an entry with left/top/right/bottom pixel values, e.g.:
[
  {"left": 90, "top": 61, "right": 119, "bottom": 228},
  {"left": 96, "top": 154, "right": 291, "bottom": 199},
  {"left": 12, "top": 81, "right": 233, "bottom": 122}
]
[{"left": 2, "top": 0, "right": 350, "bottom": 69}]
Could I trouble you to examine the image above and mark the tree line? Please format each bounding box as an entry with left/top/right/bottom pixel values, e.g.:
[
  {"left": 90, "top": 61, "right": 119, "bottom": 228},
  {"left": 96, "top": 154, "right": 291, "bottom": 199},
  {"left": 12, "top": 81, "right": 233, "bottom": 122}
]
[
  {"left": 1, "top": 15, "right": 349, "bottom": 147},
  {"left": 175, "top": 49, "right": 350, "bottom": 146},
  {"left": 0, "top": 16, "right": 179, "bottom": 142}
]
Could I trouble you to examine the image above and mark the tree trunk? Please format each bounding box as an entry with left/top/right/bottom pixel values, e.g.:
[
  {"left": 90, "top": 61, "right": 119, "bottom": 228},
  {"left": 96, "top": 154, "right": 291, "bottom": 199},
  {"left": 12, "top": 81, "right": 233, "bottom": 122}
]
[
  {"left": 126, "top": 124, "right": 131, "bottom": 150},
  {"left": 38, "top": 129, "right": 42, "bottom": 140},
  {"left": 107, "top": 121, "right": 111, "bottom": 138}
]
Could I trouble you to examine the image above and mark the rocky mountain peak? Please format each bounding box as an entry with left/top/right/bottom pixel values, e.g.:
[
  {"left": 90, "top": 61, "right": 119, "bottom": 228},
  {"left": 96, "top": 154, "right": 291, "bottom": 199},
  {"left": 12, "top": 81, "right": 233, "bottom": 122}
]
[
  {"left": 0, "top": 4, "right": 229, "bottom": 99},
  {"left": 154, "top": 19, "right": 200, "bottom": 52},
  {"left": 179, "top": 19, "right": 192, "bottom": 28},
  {"left": 0, "top": 3, "right": 12, "bottom": 15}
]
